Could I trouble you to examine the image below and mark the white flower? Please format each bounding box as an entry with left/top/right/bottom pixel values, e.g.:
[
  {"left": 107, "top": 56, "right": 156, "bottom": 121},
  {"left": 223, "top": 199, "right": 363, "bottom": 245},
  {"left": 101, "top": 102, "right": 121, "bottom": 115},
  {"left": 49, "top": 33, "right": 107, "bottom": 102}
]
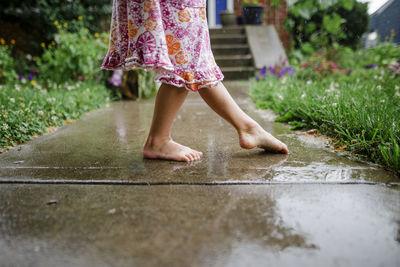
[
  {"left": 395, "top": 92, "right": 400, "bottom": 98},
  {"left": 2, "top": 123, "right": 9, "bottom": 131},
  {"left": 395, "top": 85, "right": 399, "bottom": 91},
  {"left": 301, "top": 93, "right": 306, "bottom": 99},
  {"left": 15, "top": 85, "right": 21, "bottom": 92},
  {"left": 321, "top": 105, "right": 326, "bottom": 108},
  {"left": 51, "top": 109, "right": 56, "bottom": 114},
  {"left": 10, "top": 98, "right": 15, "bottom": 103},
  {"left": 306, "top": 80, "right": 312, "bottom": 85},
  {"left": 376, "top": 85, "right": 382, "bottom": 91},
  {"left": 19, "top": 103, "right": 25, "bottom": 108},
  {"left": 51, "top": 116, "right": 58, "bottom": 121},
  {"left": 278, "top": 94, "right": 284, "bottom": 101},
  {"left": 380, "top": 99, "right": 385, "bottom": 104},
  {"left": 21, "top": 78, "right": 27, "bottom": 84},
  {"left": 26, "top": 54, "right": 32, "bottom": 61},
  {"left": 331, "top": 103, "right": 337, "bottom": 108},
  {"left": 19, "top": 126, "right": 25, "bottom": 132},
  {"left": 38, "top": 110, "right": 44, "bottom": 116}
]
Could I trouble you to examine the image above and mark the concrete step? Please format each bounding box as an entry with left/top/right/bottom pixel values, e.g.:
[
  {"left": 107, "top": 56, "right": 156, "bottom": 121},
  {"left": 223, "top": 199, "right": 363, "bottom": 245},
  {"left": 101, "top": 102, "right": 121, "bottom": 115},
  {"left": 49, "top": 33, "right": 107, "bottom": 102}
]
[
  {"left": 211, "top": 44, "right": 250, "bottom": 56},
  {"left": 215, "top": 54, "right": 253, "bottom": 67},
  {"left": 221, "top": 66, "right": 255, "bottom": 80},
  {"left": 209, "top": 26, "right": 245, "bottom": 35},
  {"left": 211, "top": 34, "right": 247, "bottom": 45}
]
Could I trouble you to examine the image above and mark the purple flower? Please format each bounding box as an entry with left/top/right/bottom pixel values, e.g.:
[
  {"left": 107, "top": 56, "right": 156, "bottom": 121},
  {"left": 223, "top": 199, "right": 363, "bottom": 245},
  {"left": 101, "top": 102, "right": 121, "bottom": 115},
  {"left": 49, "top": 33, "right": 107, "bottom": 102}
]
[
  {"left": 109, "top": 69, "right": 123, "bottom": 87},
  {"left": 18, "top": 75, "right": 23, "bottom": 80},
  {"left": 279, "top": 67, "right": 290, "bottom": 77},
  {"left": 269, "top": 66, "right": 276, "bottom": 75},
  {"left": 388, "top": 61, "right": 400, "bottom": 70},
  {"left": 259, "top": 66, "right": 267, "bottom": 78},
  {"left": 364, "top": 64, "right": 377, "bottom": 69},
  {"left": 27, "top": 74, "right": 33, "bottom": 81},
  {"left": 256, "top": 75, "right": 261, "bottom": 81}
]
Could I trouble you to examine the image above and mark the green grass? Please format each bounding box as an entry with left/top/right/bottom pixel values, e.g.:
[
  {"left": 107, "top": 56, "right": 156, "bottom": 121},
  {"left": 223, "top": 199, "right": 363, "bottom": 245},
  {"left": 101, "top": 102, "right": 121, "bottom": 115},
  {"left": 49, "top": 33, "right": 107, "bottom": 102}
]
[
  {"left": 0, "top": 80, "right": 120, "bottom": 151},
  {"left": 250, "top": 68, "right": 400, "bottom": 175}
]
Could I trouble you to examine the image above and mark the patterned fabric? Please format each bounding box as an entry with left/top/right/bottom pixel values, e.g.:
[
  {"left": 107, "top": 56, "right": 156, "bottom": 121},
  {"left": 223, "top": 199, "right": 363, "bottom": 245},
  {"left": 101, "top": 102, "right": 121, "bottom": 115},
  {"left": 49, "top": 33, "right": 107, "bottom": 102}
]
[{"left": 101, "top": 0, "right": 224, "bottom": 92}]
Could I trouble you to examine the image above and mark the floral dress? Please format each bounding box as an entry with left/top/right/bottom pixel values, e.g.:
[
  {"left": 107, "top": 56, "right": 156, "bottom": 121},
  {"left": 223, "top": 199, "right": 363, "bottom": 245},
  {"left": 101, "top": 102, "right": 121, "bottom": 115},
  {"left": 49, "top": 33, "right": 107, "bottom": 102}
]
[{"left": 101, "top": 0, "right": 224, "bottom": 92}]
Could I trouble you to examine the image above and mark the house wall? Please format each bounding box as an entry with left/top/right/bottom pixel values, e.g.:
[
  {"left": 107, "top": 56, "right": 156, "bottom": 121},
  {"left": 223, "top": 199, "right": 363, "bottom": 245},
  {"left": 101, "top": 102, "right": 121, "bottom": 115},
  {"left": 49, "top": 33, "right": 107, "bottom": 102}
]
[
  {"left": 370, "top": 0, "right": 400, "bottom": 44},
  {"left": 207, "top": 0, "right": 234, "bottom": 27}
]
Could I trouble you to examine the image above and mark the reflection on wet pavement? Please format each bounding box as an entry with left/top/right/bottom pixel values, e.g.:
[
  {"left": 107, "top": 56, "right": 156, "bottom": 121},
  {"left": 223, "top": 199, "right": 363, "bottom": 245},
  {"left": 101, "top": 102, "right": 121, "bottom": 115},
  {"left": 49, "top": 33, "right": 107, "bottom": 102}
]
[{"left": 0, "top": 184, "right": 398, "bottom": 267}]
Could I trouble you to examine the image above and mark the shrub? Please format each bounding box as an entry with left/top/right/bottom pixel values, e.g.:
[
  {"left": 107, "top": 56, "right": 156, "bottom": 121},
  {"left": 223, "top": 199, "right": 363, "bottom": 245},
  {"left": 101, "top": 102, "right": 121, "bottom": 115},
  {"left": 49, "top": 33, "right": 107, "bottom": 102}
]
[
  {"left": 0, "top": 0, "right": 112, "bottom": 56},
  {"left": 0, "top": 41, "right": 17, "bottom": 84},
  {"left": 285, "top": 0, "right": 369, "bottom": 51},
  {"left": 36, "top": 20, "right": 109, "bottom": 85}
]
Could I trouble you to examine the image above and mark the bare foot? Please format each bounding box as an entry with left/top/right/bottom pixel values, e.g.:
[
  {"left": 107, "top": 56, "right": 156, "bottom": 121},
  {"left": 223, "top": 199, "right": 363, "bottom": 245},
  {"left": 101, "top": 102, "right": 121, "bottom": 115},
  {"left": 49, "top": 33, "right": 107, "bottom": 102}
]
[
  {"left": 239, "top": 124, "right": 289, "bottom": 154},
  {"left": 143, "top": 137, "right": 203, "bottom": 162}
]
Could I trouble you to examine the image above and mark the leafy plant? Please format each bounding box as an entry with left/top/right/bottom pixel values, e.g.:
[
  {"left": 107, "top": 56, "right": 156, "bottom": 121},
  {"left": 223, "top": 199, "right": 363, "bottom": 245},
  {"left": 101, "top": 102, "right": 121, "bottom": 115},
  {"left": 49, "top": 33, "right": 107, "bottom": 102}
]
[
  {"left": 0, "top": 41, "right": 17, "bottom": 84},
  {"left": 242, "top": 0, "right": 266, "bottom": 7},
  {"left": 0, "top": 0, "right": 112, "bottom": 56},
  {"left": 285, "top": 0, "right": 369, "bottom": 50},
  {"left": 36, "top": 20, "right": 109, "bottom": 84}
]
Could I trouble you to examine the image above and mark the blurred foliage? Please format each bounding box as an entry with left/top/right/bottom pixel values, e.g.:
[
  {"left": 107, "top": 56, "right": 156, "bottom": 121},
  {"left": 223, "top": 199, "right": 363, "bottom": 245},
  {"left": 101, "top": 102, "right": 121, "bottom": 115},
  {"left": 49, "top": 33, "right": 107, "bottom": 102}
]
[
  {"left": 0, "top": 0, "right": 112, "bottom": 56},
  {"left": 0, "top": 43, "right": 17, "bottom": 84},
  {"left": 284, "top": 0, "right": 369, "bottom": 51},
  {"left": 136, "top": 69, "right": 158, "bottom": 99},
  {"left": 335, "top": 42, "right": 400, "bottom": 69},
  {"left": 36, "top": 19, "right": 109, "bottom": 85}
]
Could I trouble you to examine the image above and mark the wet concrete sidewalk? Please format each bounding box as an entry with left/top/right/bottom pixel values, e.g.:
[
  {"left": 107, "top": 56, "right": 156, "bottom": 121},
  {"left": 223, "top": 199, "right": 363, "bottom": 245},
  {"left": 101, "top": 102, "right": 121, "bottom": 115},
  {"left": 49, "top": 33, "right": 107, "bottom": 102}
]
[{"left": 0, "top": 81, "right": 399, "bottom": 266}]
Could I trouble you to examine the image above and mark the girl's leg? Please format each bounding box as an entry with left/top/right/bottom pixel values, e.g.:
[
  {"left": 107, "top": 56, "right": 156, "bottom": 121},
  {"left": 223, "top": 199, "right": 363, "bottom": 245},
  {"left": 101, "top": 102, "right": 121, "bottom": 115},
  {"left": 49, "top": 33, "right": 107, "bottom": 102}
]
[
  {"left": 143, "top": 83, "right": 203, "bottom": 162},
  {"left": 198, "top": 82, "right": 289, "bottom": 153}
]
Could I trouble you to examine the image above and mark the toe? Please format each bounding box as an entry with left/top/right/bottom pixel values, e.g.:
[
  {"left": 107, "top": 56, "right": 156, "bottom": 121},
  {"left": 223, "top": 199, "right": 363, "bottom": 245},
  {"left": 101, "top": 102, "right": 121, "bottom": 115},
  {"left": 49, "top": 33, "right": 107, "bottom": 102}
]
[
  {"left": 189, "top": 152, "right": 198, "bottom": 161},
  {"left": 186, "top": 153, "right": 194, "bottom": 161}
]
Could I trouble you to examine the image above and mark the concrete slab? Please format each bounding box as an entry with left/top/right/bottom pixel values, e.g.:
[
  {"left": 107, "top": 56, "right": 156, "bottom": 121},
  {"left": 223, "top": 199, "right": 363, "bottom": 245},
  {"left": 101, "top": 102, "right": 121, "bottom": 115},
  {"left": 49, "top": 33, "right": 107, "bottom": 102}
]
[
  {"left": 0, "top": 81, "right": 397, "bottom": 184},
  {"left": 245, "top": 25, "right": 287, "bottom": 69},
  {"left": 0, "top": 184, "right": 399, "bottom": 267}
]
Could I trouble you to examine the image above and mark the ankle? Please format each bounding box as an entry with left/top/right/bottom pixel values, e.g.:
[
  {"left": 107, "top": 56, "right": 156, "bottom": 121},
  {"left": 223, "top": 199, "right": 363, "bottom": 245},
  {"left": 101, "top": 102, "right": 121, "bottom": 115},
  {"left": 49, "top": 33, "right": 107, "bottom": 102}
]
[
  {"left": 237, "top": 120, "right": 260, "bottom": 135},
  {"left": 144, "top": 135, "right": 171, "bottom": 149}
]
